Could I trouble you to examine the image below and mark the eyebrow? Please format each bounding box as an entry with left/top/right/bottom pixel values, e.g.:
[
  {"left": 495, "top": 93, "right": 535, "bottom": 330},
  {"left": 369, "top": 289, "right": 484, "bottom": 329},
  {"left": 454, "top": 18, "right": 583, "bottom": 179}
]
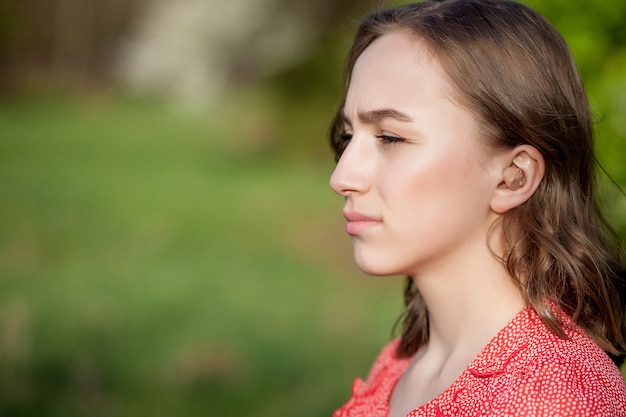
[{"left": 341, "top": 108, "right": 414, "bottom": 125}]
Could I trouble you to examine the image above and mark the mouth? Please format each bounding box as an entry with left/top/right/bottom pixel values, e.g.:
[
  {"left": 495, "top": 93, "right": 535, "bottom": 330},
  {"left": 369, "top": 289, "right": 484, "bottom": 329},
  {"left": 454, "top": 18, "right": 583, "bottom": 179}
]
[{"left": 343, "top": 211, "right": 381, "bottom": 235}]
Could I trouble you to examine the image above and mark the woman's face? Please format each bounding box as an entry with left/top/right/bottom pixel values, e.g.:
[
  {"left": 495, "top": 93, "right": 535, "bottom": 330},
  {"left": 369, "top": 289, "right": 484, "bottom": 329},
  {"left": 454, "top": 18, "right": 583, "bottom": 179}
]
[{"left": 330, "top": 31, "right": 502, "bottom": 277}]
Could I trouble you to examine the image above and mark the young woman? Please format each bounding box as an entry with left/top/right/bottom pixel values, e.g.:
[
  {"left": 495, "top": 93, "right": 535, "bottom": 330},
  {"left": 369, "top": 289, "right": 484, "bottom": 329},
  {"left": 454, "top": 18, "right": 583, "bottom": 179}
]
[{"left": 328, "top": 0, "right": 626, "bottom": 416}]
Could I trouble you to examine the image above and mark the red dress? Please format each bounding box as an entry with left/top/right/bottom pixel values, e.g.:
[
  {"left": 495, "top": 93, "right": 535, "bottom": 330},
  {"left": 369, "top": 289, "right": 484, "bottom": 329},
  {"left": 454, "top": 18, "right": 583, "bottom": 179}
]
[{"left": 333, "top": 307, "right": 626, "bottom": 416}]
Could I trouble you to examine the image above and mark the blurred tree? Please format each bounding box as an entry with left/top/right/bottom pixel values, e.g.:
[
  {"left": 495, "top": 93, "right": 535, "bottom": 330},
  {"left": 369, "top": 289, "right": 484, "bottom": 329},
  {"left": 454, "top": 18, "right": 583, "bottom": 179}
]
[
  {"left": 0, "top": 0, "right": 146, "bottom": 93},
  {"left": 114, "top": 0, "right": 395, "bottom": 106}
]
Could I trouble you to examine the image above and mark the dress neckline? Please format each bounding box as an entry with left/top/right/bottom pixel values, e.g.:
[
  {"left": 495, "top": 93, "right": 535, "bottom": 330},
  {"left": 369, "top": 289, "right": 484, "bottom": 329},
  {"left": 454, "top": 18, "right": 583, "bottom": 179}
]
[{"left": 384, "top": 306, "right": 537, "bottom": 415}]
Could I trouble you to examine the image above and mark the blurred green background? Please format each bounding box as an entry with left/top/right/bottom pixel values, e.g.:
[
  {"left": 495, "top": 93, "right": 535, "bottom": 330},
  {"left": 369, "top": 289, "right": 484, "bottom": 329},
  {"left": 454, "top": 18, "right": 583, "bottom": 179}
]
[{"left": 0, "top": 0, "right": 624, "bottom": 416}]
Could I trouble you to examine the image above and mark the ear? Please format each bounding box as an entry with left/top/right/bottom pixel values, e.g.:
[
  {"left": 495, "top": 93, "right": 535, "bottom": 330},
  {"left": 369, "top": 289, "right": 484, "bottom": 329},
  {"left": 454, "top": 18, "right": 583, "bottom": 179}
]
[{"left": 490, "top": 145, "right": 545, "bottom": 214}]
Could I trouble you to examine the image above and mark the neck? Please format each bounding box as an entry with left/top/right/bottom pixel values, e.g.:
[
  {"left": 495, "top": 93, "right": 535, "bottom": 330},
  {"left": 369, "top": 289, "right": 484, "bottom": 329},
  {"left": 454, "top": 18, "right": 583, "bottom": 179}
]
[{"left": 411, "top": 239, "right": 525, "bottom": 357}]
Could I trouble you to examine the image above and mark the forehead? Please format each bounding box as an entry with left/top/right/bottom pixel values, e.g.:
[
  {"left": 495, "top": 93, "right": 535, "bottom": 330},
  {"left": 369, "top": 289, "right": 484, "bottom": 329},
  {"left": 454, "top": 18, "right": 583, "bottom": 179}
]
[{"left": 344, "top": 30, "right": 454, "bottom": 116}]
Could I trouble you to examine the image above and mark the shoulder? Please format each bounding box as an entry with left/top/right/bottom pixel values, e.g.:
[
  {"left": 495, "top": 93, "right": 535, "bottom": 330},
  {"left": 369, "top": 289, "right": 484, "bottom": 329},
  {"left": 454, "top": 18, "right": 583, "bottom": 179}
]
[
  {"left": 333, "top": 339, "right": 409, "bottom": 417},
  {"left": 493, "top": 350, "right": 626, "bottom": 416},
  {"left": 488, "top": 310, "right": 626, "bottom": 416},
  {"left": 351, "top": 338, "right": 411, "bottom": 398},
  {"left": 362, "top": 338, "right": 406, "bottom": 385}
]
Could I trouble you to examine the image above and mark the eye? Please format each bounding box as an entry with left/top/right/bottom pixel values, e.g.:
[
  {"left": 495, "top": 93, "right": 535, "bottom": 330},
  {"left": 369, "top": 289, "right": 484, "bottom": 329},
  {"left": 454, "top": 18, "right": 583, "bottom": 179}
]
[
  {"left": 375, "top": 134, "right": 405, "bottom": 145},
  {"left": 339, "top": 132, "right": 353, "bottom": 143},
  {"left": 333, "top": 131, "right": 353, "bottom": 160}
]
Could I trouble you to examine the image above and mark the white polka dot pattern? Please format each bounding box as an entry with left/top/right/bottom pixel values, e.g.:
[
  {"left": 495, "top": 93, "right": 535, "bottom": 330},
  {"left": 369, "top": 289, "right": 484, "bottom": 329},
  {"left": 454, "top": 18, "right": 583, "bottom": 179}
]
[{"left": 333, "top": 307, "right": 626, "bottom": 417}]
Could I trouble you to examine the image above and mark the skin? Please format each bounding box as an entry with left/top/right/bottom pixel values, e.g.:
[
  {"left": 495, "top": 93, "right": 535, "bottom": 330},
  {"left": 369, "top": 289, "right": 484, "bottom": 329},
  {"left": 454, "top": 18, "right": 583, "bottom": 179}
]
[{"left": 330, "top": 30, "right": 529, "bottom": 415}]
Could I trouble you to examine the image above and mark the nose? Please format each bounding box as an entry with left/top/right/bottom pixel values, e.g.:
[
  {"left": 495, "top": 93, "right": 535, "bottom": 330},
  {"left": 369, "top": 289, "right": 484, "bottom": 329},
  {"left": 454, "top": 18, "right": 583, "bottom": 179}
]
[{"left": 329, "top": 136, "right": 371, "bottom": 196}]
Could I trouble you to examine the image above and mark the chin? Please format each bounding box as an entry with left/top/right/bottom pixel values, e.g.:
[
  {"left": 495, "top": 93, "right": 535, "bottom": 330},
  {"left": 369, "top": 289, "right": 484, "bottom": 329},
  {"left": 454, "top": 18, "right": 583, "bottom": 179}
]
[{"left": 354, "top": 254, "right": 402, "bottom": 277}]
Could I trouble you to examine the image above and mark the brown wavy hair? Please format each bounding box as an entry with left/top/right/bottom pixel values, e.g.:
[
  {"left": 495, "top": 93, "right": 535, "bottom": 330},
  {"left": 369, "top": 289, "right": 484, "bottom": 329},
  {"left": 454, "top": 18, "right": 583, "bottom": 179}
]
[{"left": 329, "top": 0, "right": 626, "bottom": 364}]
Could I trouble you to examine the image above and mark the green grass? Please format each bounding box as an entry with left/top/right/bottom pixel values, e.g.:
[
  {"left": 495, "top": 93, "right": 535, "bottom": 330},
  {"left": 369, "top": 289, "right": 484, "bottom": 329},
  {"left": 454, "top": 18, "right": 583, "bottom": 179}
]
[
  {"left": 0, "top": 90, "right": 624, "bottom": 416},
  {"left": 0, "top": 92, "right": 403, "bottom": 416}
]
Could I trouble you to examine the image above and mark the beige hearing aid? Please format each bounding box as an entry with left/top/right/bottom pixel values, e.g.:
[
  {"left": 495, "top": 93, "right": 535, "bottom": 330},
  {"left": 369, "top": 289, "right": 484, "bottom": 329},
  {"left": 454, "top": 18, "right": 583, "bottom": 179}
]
[{"left": 503, "top": 152, "right": 531, "bottom": 190}]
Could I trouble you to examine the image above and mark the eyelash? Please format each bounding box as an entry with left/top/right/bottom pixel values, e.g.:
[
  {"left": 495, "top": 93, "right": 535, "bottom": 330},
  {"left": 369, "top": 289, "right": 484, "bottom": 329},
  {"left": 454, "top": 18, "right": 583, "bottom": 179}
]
[
  {"left": 337, "top": 133, "right": 405, "bottom": 146},
  {"left": 375, "top": 134, "right": 404, "bottom": 145}
]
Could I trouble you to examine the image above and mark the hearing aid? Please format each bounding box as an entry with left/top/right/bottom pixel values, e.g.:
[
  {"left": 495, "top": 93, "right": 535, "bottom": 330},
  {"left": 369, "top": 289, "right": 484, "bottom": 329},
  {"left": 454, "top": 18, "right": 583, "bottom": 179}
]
[
  {"left": 503, "top": 152, "right": 531, "bottom": 190},
  {"left": 503, "top": 167, "right": 525, "bottom": 190}
]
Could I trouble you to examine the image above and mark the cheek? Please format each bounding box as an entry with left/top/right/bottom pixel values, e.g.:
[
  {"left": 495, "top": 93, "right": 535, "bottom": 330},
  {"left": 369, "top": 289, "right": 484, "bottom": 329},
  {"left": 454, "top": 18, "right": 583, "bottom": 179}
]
[
  {"left": 400, "top": 150, "right": 465, "bottom": 194},
  {"left": 390, "top": 150, "right": 488, "bottom": 214}
]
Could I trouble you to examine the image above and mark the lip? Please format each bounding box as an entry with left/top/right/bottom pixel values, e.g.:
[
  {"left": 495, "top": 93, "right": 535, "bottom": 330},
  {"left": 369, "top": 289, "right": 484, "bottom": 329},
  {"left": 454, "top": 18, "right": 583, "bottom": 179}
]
[{"left": 343, "top": 211, "right": 381, "bottom": 235}]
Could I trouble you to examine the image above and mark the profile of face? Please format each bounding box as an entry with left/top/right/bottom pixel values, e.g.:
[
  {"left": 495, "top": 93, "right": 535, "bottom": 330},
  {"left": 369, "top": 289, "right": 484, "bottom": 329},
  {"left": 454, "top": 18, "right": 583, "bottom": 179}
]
[{"left": 330, "top": 30, "right": 506, "bottom": 277}]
